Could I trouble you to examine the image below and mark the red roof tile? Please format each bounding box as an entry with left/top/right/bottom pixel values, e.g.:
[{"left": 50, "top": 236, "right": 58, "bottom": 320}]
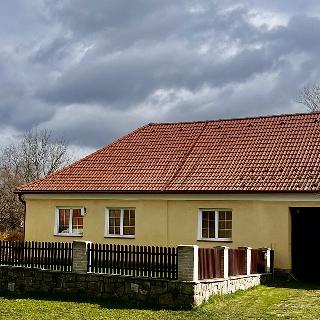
[{"left": 18, "top": 112, "right": 320, "bottom": 193}]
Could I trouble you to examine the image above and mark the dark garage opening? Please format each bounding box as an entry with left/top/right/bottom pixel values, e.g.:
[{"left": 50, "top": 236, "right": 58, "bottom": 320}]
[{"left": 291, "top": 207, "right": 320, "bottom": 281}]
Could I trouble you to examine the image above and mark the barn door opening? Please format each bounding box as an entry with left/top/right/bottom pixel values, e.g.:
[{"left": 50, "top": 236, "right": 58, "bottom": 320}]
[{"left": 291, "top": 207, "right": 320, "bottom": 281}]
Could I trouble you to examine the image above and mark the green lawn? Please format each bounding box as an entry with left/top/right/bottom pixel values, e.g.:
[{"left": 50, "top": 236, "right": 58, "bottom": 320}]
[{"left": 1, "top": 282, "right": 320, "bottom": 319}]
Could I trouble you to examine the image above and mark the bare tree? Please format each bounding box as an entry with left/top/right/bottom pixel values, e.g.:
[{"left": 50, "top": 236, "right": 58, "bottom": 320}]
[
  {"left": 0, "top": 129, "right": 71, "bottom": 232},
  {"left": 0, "top": 169, "right": 24, "bottom": 231},
  {"left": 1, "top": 129, "right": 71, "bottom": 182},
  {"left": 297, "top": 84, "right": 320, "bottom": 112}
]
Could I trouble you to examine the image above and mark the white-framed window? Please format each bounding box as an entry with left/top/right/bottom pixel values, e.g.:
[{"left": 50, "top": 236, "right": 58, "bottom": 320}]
[
  {"left": 55, "top": 207, "right": 84, "bottom": 236},
  {"left": 105, "top": 208, "right": 135, "bottom": 238},
  {"left": 198, "top": 209, "right": 232, "bottom": 241}
]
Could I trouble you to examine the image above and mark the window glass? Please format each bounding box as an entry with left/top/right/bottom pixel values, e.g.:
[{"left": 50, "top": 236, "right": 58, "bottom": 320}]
[
  {"left": 107, "top": 208, "right": 135, "bottom": 236},
  {"left": 57, "top": 208, "right": 83, "bottom": 235},
  {"left": 200, "top": 209, "right": 232, "bottom": 239},
  {"left": 58, "top": 209, "right": 70, "bottom": 234},
  {"left": 72, "top": 209, "right": 83, "bottom": 235},
  {"left": 108, "top": 209, "right": 122, "bottom": 235},
  {"left": 201, "top": 210, "right": 215, "bottom": 239},
  {"left": 123, "top": 209, "right": 135, "bottom": 235},
  {"left": 218, "top": 210, "right": 232, "bottom": 239}
]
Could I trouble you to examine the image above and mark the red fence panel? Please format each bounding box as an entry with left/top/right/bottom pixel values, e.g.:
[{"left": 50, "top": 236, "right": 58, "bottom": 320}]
[
  {"left": 251, "top": 249, "right": 267, "bottom": 274},
  {"left": 198, "top": 248, "right": 223, "bottom": 280},
  {"left": 228, "top": 249, "right": 246, "bottom": 276}
]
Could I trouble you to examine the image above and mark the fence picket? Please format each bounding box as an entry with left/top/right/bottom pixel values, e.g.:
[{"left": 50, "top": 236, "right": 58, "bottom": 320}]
[
  {"left": 102, "top": 244, "right": 106, "bottom": 273},
  {"left": 34, "top": 241, "right": 38, "bottom": 268},
  {"left": 62, "top": 242, "right": 66, "bottom": 271},
  {"left": 52, "top": 242, "right": 56, "bottom": 270},
  {"left": 107, "top": 244, "right": 110, "bottom": 273},
  {"left": 150, "top": 246, "right": 155, "bottom": 278},
  {"left": 120, "top": 245, "right": 124, "bottom": 275},
  {"left": 166, "top": 247, "right": 170, "bottom": 279},
  {"left": 124, "top": 245, "right": 127, "bottom": 276},
  {"left": 13, "top": 241, "right": 16, "bottom": 266},
  {"left": 141, "top": 246, "right": 144, "bottom": 276},
  {"left": 132, "top": 245, "right": 136, "bottom": 277},
  {"left": 155, "top": 246, "right": 159, "bottom": 278},
  {"left": 69, "top": 242, "right": 73, "bottom": 272},
  {"left": 128, "top": 245, "right": 132, "bottom": 276}
]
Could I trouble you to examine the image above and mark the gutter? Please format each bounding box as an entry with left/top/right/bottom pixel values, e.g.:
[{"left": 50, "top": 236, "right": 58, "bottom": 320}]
[{"left": 14, "top": 189, "right": 320, "bottom": 195}]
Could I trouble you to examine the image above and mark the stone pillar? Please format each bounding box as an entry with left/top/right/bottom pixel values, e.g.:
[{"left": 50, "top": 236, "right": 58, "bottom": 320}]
[
  {"left": 177, "top": 245, "right": 199, "bottom": 282},
  {"left": 239, "top": 246, "right": 251, "bottom": 275},
  {"left": 216, "top": 246, "right": 229, "bottom": 279},
  {"left": 260, "top": 248, "right": 271, "bottom": 273},
  {"left": 72, "top": 240, "right": 92, "bottom": 273}
]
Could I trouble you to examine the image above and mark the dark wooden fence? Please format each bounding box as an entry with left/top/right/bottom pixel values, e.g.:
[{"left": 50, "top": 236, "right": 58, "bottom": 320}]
[
  {"left": 87, "top": 244, "right": 178, "bottom": 279},
  {"left": 228, "top": 248, "right": 247, "bottom": 276},
  {"left": 0, "top": 240, "right": 72, "bottom": 272},
  {"left": 0, "top": 240, "right": 274, "bottom": 280},
  {"left": 198, "top": 248, "right": 223, "bottom": 280}
]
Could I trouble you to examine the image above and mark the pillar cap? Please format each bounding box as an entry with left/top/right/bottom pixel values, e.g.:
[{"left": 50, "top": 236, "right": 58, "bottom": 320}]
[
  {"left": 177, "top": 245, "right": 199, "bottom": 248},
  {"left": 73, "top": 240, "right": 92, "bottom": 243}
]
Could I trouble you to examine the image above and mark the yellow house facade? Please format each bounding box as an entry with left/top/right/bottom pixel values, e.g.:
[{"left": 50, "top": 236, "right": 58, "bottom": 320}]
[
  {"left": 18, "top": 112, "right": 320, "bottom": 277},
  {"left": 23, "top": 192, "right": 320, "bottom": 271}
]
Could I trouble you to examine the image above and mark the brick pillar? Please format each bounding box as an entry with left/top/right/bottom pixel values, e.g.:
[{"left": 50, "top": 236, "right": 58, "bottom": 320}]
[
  {"left": 72, "top": 240, "right": 92, "bottom": 273},
  {"left": 216, "top": 246, "right": 229, "bottom": 278},
  {"left": 260, "top": 248, "right": 271, "bottom": 273},
  {"left": 177, "top": 245, "right": 199, "bottom": 282},
  {"left": 239, "top": 246, "right": 251, "bottom": 275}
]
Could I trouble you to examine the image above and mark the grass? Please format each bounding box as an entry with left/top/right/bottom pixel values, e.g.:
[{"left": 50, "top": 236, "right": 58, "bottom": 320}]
[{"left": 1, "top": 281, "right": 320, "bottom": 319}]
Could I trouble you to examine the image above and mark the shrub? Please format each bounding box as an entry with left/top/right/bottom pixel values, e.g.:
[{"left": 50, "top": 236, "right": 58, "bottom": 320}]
[{"left": 0, "top": 229, "right": 24, "bottom": 241}]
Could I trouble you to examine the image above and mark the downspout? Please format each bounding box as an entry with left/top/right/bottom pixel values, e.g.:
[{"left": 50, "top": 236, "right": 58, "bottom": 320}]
[
  {"left": 18, "top": 193, "right": 26, "bottom": 241},
  {"left": 166, "top": 200, "right": 169, "bottom": 246}
]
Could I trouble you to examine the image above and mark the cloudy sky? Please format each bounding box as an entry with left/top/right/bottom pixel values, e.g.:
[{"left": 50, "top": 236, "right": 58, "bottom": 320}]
[{"left": 0, "top": 0, "right": 319, "bottom": 156}]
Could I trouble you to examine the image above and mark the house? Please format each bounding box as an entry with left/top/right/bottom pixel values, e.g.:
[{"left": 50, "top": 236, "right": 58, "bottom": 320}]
[{"left": 16, "top": 112, "right": 320, "bottom": 278}]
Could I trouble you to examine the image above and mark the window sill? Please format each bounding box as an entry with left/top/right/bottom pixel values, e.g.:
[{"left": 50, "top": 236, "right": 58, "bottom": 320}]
[
  {"left": 54, "top": 234, "right": 83, "bottom": 237},
  {"left": 197, "top": 238, "right": 233, "bottom": 243},
  {"left": 104, "top": 235, "right": 135, "bottom": 239}
]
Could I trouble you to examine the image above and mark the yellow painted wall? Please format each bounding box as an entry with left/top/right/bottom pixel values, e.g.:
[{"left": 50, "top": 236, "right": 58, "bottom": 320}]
[{"left": 24, "top": 195, "right": 320, "bottom": 270}]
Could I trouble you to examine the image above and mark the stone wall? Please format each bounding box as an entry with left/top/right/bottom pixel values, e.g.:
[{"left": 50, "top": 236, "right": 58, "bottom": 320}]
[
  {"left": 194, "top": 274, "right": 268, "bottom": 305},
  {"left": 0, "top": 266, "right": 271, "bottom": 308}
]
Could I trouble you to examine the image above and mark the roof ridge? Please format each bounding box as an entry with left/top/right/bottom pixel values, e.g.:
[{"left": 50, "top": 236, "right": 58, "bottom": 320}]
[
  {"left": 148, "top": 111, "right": 320, "bottom": 126},
  {"left": 161, "top": 121, "right": 209, "bottom": 191}
]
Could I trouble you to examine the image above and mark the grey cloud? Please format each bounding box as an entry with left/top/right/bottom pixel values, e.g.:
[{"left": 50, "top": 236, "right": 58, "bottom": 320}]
[
  {"left": 31, "top": 36, "right": 72, "bottom": 65},
  {"left": 38, "top": 104, "right": 146, "bottom": 148},
  {"left": 269, "top": 15, "right": 320, "bottom": 54},
  {"left": 38, "top": 4, "right": 274, "bottom": 107},
  {"left": 47, "top": 0, "right": 178, "bottom": 38},
  {"left": 0, "top": 0, "right": 319, "bottom": 152},
  {"left": 246, "top": 0, "right": 320, "bottom": 16}
]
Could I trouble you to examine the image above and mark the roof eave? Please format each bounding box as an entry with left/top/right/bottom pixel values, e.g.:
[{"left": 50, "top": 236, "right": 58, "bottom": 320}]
[{"left": 15, "top": 189, "right": 320, "bottom": 195}]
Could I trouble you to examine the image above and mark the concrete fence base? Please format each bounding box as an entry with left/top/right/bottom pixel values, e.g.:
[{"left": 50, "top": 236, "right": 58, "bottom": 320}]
[{"left": 0, "top": 266, "right": 271, "bottom": 309}]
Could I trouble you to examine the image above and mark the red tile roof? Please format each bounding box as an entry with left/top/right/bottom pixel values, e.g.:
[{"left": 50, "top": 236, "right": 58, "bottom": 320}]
[{"left": 18, "top": 112, "right": 320, "bottom": 193}]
